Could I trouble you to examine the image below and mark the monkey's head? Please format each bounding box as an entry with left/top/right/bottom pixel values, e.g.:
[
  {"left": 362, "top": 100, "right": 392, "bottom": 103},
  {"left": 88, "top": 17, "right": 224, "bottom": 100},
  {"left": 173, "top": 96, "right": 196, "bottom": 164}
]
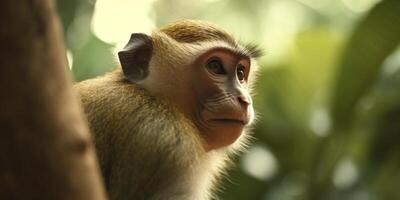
[{"left": 118, "top": 20, "right": 262, "bottom": 151}]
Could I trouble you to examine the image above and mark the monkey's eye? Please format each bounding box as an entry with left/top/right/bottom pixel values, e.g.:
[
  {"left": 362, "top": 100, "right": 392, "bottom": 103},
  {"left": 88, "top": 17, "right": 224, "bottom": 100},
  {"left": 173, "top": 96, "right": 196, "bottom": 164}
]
[
  {"left": 237, "top": 64, "right": 246, "bottom": 81},
  {"left": 206, "top": 59, "right": 226, "bottom": 75}
]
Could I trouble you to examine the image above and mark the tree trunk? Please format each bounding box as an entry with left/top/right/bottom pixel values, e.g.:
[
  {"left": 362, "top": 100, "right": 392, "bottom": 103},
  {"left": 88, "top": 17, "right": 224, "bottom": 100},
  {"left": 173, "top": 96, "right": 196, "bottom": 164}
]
[{"left": 0, "top": 0, "right": 107, "bottom": 199}]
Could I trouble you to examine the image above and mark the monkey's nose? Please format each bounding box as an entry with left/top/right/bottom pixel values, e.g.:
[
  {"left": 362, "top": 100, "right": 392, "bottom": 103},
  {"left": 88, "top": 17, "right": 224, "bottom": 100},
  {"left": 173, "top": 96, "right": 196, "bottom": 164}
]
[{"left": 237, "top": 95, "right": 251, "bottom": 107}]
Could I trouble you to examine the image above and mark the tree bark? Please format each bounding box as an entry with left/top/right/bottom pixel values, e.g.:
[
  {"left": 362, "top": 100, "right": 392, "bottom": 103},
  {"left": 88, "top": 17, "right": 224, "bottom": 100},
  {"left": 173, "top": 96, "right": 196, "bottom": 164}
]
[{"left": 0, "top": 0, "right": 107, "bottom": 199}]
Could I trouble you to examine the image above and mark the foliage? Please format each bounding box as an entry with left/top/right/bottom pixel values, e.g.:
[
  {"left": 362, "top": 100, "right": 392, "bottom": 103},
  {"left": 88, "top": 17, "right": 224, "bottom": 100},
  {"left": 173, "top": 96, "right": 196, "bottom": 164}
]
[{"left": 57, "top": 0, "right": 400, "bottom": 199}]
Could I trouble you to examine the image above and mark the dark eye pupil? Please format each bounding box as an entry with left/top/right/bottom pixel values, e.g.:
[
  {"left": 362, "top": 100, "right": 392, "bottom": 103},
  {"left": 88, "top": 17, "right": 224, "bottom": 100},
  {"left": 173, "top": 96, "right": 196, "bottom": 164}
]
[
  {"left": 207, "top": 60, "right": 226, "bottom": 75},
  {"left": 237, "top": 66, "right": 245, "bottom": 81}
]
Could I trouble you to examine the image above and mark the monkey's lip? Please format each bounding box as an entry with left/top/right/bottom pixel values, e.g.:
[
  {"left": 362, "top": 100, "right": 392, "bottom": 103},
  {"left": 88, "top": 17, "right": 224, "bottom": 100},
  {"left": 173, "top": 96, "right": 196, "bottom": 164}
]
[{"left": 211, "top": 118, "right": 248, "bottom": 125}]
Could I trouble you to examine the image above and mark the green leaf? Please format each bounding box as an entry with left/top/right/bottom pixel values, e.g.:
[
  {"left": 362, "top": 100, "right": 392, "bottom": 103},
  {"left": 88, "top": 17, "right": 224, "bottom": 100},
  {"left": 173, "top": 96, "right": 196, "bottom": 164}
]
[{"left": 331, "top": 0, "right": 400, "bottom": 130}]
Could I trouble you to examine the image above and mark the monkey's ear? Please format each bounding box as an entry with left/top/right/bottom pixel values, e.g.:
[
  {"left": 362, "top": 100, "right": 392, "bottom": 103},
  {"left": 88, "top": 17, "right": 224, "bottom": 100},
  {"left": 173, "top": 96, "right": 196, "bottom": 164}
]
[{"left": 118, "top": 33, "right": 153, "bottom": 82}]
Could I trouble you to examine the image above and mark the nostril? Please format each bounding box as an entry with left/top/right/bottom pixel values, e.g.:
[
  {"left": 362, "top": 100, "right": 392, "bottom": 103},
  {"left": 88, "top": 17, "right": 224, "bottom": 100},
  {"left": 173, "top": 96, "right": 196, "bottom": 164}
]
[{"left": 238, "top": 95, "right": 250, "bottom": 106}]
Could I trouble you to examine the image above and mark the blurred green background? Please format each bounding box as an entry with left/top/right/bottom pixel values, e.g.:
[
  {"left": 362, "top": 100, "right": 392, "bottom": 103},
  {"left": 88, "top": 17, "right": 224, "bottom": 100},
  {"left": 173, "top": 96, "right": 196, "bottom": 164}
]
[{"left": 56, "top": 0, "right": 400, "bottom": 199}]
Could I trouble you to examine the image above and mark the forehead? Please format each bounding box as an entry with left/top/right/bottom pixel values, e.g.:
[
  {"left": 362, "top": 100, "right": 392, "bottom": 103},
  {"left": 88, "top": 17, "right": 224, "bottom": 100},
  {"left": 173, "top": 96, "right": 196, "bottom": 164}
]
[{"left": 155, "top": 20, "right": 263, "bottom": 62}]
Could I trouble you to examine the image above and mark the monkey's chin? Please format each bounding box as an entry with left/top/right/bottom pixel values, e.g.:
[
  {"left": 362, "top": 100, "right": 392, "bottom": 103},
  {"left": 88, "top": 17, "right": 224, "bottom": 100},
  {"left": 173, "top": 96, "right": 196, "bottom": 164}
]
[{"left": 203, "top": 122, "right": 244, "bottom": 151}]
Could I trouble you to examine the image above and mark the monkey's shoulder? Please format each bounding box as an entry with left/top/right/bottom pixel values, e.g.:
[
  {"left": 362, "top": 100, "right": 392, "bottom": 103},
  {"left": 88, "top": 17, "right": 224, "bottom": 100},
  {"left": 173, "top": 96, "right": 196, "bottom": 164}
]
[{"left": 74, "top": 71, "right": 148, "bottom": 108}]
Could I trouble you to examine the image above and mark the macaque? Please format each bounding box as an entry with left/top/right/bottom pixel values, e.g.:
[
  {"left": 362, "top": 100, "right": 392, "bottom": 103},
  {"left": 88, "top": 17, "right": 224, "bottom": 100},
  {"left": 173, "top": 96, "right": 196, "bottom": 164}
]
[{"left": 74, "top": 20, "right": 262, "bottom": 200}]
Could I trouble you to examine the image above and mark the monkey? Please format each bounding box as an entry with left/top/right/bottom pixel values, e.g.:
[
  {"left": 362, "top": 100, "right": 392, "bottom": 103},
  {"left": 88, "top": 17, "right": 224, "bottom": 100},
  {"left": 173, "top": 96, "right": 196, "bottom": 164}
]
[{"left": 74, "top": 20, "right": 262, "bottom": 200}]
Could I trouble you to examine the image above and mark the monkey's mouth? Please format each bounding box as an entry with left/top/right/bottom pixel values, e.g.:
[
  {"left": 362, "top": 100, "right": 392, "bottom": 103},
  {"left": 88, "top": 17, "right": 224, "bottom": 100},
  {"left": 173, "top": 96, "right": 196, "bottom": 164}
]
[{"left": 211, "top": 118, "right": 247, "bottom": 125}]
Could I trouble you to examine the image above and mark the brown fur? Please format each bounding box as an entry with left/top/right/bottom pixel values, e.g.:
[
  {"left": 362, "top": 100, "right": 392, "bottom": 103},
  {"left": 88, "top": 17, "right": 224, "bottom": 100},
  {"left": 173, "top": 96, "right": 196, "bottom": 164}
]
[
  {"left": 159, "top": 20, "right": 262, "bottom": 58},
  {"left": 160, "top": 20, "right": 237, "bottom": 47}
]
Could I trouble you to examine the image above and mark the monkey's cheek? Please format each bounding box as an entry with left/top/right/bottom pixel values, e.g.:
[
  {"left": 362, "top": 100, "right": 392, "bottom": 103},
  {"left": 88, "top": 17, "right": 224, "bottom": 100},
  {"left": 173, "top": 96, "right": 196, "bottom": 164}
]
[{"left": 203, "top": 124, "right": 244, "bottom": 150}]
